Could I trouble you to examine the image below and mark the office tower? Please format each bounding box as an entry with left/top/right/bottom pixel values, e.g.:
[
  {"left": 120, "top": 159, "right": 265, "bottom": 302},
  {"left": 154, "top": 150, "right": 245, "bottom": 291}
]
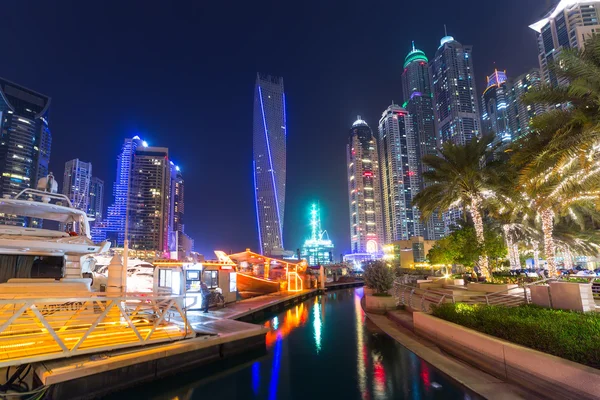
[
  {"left": 93, "top": 137, "right": 143, "bottom": 245},
  {"left": 88, "top": 177, "right": 104, "bottom": 221},
  {"left": 530, "top": 1, "right": 600, "bottom": 86},
  {"left": 378, "top": 104, "right": 422, "bottom": 243},
  {"left": 347, "top": 116, "right": 384, "bottom": 254},
  {"left": 129, "top": 145, "right": 170, "bottom": 252},
  {"left": 62, "top": 159, "right": 92, "bottom": 212},
  {"left": 168, "top": 162, "right": 192, "bottom": 259},
  {"left": 508, "top": 69, "right": 545, "bottom": 141},
  {"left": 430, "top": 35, "right": 481, "bottom": 146},
  {"left": 481, "top": 70, "right": 513, "bottom": 150},
  {"left": 402, "top": 43, "right": 445, "bottom": 241},
  {"left": 0, "top": 78, "right": 51, "bottom": 226},
  {"left": 253, "top": 73, "right": 287, "bottom": 255}
]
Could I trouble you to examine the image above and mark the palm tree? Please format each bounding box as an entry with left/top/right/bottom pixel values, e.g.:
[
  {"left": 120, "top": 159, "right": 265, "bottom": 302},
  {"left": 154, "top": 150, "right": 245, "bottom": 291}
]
[{"left": 413, "top": 134, "right": 500, "bottom": 279}]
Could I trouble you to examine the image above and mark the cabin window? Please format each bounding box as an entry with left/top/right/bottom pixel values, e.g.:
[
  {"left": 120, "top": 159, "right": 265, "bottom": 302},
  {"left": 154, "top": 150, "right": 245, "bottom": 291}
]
[
  {"left": 203, "top": 270, "right": 218, "bottom": 288},
  {"left": 229, "top": 272, "right": 237, "bottom": 293},
  {"left": 158, "top": 269, "right": 172, "bottom": 288}
]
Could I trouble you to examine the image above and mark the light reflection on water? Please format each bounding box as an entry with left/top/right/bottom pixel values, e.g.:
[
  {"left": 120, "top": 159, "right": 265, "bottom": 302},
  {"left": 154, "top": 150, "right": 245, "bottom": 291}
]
[{"left": 109, "top": 288, "right": 480, "bottom": 400}]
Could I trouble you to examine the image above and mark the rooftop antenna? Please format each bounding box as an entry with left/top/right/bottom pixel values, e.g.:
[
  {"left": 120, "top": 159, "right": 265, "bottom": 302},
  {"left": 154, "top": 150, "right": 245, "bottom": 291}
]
[
  {"left": 412, "top": 40, "right": 415, "bottom": 51},
  {"left": 444, "top": 24, "right": 448, "bottom": 36}
]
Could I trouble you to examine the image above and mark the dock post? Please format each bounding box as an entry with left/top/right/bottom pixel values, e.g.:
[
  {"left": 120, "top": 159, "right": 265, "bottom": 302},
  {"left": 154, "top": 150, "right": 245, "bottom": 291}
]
[
  {"left": 319, "top": 266, "right": 325, "bottom": 290},
  {"left": 107, "top": 254, "right": 125, "bottom": 320}
]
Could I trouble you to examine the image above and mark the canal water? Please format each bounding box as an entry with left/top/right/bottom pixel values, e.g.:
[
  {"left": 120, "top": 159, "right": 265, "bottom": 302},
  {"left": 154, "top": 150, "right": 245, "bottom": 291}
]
[{"left": 110, "top": 287, "right": 479, "bottom": 399}]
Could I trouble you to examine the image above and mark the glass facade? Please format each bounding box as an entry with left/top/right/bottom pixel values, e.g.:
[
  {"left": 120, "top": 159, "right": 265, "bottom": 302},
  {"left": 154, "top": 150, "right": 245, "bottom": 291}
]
[
  {"left": 253, "top": 74, "right": 287, "bottom": 255},
  {"left": 88, "top": 176, "right": 104, "bottom": 221},
  {"left": 481, "top": 70, "right": 513, "bottom": 151},
  {"left": 62, "top": 159, "right": 92, "bottom": 213}
]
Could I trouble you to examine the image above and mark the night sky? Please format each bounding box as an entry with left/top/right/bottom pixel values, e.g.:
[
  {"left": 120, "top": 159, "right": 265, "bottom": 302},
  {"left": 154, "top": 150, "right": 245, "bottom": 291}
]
[{"left": 1, "top": 1, "right": 552, "bottom": 257}]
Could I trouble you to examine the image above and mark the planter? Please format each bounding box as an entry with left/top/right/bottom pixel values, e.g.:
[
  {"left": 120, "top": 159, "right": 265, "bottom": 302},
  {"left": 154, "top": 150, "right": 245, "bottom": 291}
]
[
  {"left": 413, "top": 312, "right": 600, "bottom": 400},
  {"left": 549, "top": 282, "right": 595, "bottom": 312},
  {"left": 364, "top": 293, "right": 397, "bottom": 312},
  {"left": 467, "top": 282, "right": 518, "bottom": 293},
  {"left": 363, "top": 287, "right": 374, "bottom": 295},
  {"left": 442, "top": 279, "right": 464, "bottom": 287},
  {"left": 530, "top": 285, "right": 551, "bottom": 308}
]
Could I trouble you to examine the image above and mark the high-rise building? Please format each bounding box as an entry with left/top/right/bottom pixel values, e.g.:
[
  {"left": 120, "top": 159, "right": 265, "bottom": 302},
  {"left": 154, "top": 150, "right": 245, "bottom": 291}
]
[
  {"left": 129, "top": 146, "right": 171, "bottom": 252},
  {"left": 253, "top": 73, "right": 287, "bottom": 255},
  {"left": 93, "top": 136, "right": 143, "bottom": 245},
  {"left": 430, "top": 35, "right": 481, "bottom": 146},
  {"left": 88, "top": 177, "right": 104, "bottom": 221},
  {"left": 168, "top": 162, "right": 193, "bottom": 259},
  {"left": 530, "top": 1, "right": 600, "bottom": 86},
  {"left": 507, "top": 69, "right": 545, "bottom": 141},
  {"left": 0, "top": 77, "right": 51, "bottom": 226},
  {"left": 62, "top": 159, "right": 92, "bottom": 213},
  {"left": 402, "top": 43, "right": 444, "bottom": 241},
  {"left": 481, "top": 70, "right": 513, "bottom": 150},
  {"left": 346, "top": 116, "right": 383, "bottom": 255},
  {"left": 378, "top": 104, "right": 422, "bottom": 243}
]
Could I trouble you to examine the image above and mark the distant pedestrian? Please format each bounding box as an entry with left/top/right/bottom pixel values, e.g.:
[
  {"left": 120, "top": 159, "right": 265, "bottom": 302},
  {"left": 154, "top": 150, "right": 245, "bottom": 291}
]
[{"left": 200, "top": 280, "right": 210, "bottom": 313}]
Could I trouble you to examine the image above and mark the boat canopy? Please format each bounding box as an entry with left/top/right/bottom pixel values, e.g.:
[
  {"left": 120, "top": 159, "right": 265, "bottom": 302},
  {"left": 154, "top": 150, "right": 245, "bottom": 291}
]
[{"left": 0, "top": 198, "right": 88, "bottom": 224}]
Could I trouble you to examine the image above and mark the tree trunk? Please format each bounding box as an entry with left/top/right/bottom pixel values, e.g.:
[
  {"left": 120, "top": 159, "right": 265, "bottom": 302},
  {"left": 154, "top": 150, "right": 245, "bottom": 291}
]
[
  {"left": 541, "top": 208, "right": 557, "bottom": 276},
  {"left": 513, "top": 243, "right": 521, "bottom": 269},
  {"left": 502, "top": 225, "right": 521, "bottom": 270},
  {"left": 562, "top": 247, "right": 574, "bottom": 270},
  {"left": 470, "top": 196, "right": 490, "bottom": 279},
  {"left": 532, "top": 240, "right": 540, "bottom": 270}
]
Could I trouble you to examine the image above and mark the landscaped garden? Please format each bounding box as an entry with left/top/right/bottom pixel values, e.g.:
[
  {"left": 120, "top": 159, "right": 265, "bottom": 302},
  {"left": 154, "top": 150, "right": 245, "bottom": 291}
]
[{"left": 431, "top": 303, "right": 600, "bottom": 368}]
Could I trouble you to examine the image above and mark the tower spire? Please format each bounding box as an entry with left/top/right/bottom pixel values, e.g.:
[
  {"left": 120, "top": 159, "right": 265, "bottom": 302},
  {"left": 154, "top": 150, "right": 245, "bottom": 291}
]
[
  {"left": 444, "top": 24, "right": 448, "bottom": 36},
  {"left": 412, "top": 40, "right": 415, "bottom": 52}
]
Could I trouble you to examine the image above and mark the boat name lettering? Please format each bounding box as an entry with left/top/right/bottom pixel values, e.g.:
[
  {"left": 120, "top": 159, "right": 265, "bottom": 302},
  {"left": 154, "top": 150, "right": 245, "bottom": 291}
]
[{"left": 40, "top": 301, "right": 84, "bottom": 315}]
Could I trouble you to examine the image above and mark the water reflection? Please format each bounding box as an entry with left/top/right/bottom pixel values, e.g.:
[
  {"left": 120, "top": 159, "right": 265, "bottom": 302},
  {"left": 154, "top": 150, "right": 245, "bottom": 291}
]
[{"left": 109, "top": 288, "right": 480, "bottom": 400}]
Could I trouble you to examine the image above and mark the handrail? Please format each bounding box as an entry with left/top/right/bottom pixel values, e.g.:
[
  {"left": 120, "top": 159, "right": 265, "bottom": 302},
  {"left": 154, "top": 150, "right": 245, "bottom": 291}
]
[{"left": 13, "top": 188, "right": 75, "bottom": 208}]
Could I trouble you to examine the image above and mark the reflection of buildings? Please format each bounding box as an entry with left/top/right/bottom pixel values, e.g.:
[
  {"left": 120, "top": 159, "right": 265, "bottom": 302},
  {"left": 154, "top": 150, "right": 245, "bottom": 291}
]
[
  {"left": 383, "top": 236, "right": 435, "bottom": 268},
  {"left": 347, "top": 116, "right": 384, "bottom": 255},
  {"left": 302, "top": 204, "right": 334, "bottom": 266},
  {"left": 253, "top": 73, "right": 287, "bottom": 256},
  {"left": 529, "top": 1, "right": 600, "bottom": 86}
]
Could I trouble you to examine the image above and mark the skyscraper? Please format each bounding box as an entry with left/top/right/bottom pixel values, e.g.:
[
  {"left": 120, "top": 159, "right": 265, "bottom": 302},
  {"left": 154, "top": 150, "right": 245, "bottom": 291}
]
[
  {"left": 62, "top": 159, "right": 92, "bottom": 212},
  {"left": 347, "top": 116, "right": 383, "bottom": 254},
  {"left": 530, "top": 1, "right": 600, "bottom": 86},
  {"left": 253, "top": 73, "right": 287, "bottom": 255},
  {"left": 93, "top": 136, "right": 143, "bottom": 245},
  {"left": 378, "top": 104, "right": 422, "bottom": 243},
  {"left": 508, "top": 69, "right": 545, "bottom": 141},
  {"left": 481, "top": 70, "right": 513, "bottom": 150},
  {"left": 430, "top": 35, "right": 481, "bottom": 146},
  {"left": 0, "top": 77, "right": 51, "bottom": 226},
  {"left": 129, "top": 146, "right": 171, "bottom": 252},
  {"left": 168, "top": 162, "right": 193, "bottom": 259},
  {"left": 402, "top": 43, "right": 444, "bottom": 241},
  {"left": 88, "top": 176, "right": 104, "bottom": 221}
]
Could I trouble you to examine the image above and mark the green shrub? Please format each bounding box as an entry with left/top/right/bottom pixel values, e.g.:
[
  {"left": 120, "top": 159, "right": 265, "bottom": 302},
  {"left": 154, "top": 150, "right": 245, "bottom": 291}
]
[
  {"left": 431, "top": 303, "right": 600, "bottom": 368},
  {"left": 363, "top": 261, "right": 394, "bottom": 294}
]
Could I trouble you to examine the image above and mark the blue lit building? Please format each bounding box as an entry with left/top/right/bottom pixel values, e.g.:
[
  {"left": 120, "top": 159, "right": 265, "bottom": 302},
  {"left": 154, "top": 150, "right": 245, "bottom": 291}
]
[
  {"left": 253, "top": 74, "right": 287, "bottom": 255},
  {"left": 0, "top": 77, "right": 51, "bottom": 226},
  {"left": 481, "top": 70, "right": 512, "bottom": 151},
  {"left": 402, "top": 43, "right": 444, "bottom": 241}
]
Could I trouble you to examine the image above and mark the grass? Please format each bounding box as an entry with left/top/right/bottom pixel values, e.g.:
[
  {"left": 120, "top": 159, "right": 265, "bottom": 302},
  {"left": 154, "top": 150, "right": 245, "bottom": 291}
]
[{"left": 431, "top": 303, "right": 600, "bottom": 369}]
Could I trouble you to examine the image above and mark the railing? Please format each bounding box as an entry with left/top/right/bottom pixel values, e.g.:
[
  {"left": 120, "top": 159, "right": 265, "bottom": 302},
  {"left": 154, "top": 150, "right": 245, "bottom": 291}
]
[
  {"left": 393, "top": 275, "right": 600, "bottom": 313},
  {"left": 0, "top": 293, "right": 193, "bottom": 367}
]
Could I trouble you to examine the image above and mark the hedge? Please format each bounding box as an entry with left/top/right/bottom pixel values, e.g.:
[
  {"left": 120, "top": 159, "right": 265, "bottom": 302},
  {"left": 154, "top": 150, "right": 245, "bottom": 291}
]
[{"left": 431, "top": 303, "right": 600, "bottom": 368}]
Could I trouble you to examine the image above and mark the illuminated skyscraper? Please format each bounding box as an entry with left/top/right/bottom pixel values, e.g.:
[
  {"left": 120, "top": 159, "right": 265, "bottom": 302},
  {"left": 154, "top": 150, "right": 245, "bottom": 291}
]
[
  {"left": 378, "top": 104, "right": 422, "bottom": 243},
  {"left": 402, "top": 43, "right": 444, "bottom": 241},
  {"left": 62, "top": 159, "right": 92, "bottom": 213},
  {"left": 253, "top": 73, "right": 286, "bottom": 255},
  {"left": 530, "top": 1, "right": 600, "bottom": 86},
  {"left": 129, "top": 146, "right": 170, "bottom": 252},
  {"left": 508, "top": 69, "right": 545, "bottom": 141},
  {"left": 88, "top": 176, "right": 104, "bottom": 221},
  {"left": 430, "top": 35, "right": 480, "bottom": 146},
  {"left": 0, "top": 77, "right": 51, "bottom": 227},
  {"left": 347, "top": 116, "right": 383, "bottom": 254},
  {"left": 481, "top": 70, "right": 513, "bottom": 150},
  {"left": 168, "top": 162, "right": 193, "bottom": 259}
]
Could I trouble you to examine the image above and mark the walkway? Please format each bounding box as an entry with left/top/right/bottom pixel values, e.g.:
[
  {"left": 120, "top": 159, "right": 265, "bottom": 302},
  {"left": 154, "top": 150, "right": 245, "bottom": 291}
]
[{"left": 364, "top": 306, "right": 540, "bottom": 399}]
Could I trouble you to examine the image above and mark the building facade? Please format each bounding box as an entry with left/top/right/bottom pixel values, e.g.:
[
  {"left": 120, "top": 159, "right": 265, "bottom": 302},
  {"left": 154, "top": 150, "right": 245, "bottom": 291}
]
[
  {"left": 481, "top": 70, "right": 513, "bottom": 150},
  {"left": 346, "top": 116, "right": 384, "bottom": 255},
  {"left": 530, "top": 0, "right": 600, "bottom": 86},
  {"left": 430, "top": 35, "right": 480, "bottom": 146},
  {"left": 168, "top": 162, "right": 193, "bottom": 259},
  {"left": 0, "top": 77, "right": 51, "bottom": 226},
  {"left": 253, "top": 73, "right": 287, "bottom": 255},
  {"left": 129, "top": 146, "right": 171, "bottom": 252},
  {"left": 507, "top": 69, "right": 545, "bottom": 141},
  {"left": 383, "top": 236, "right": 436, "bottom": 268},
  {"left": 302, "top": 204, "right": 334, "bottom": 266},
  {"left": 88, "top": 177, "right": 104, "bottom": 221},
  {"left": 402, "top": 43, "right": 444, "bottom": 241},
  {"left": 378, "top": 104, "right": 422, "bottom": 243},
  {"left": 62, "top": 159, "right": 92, "bottom": 213}
]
